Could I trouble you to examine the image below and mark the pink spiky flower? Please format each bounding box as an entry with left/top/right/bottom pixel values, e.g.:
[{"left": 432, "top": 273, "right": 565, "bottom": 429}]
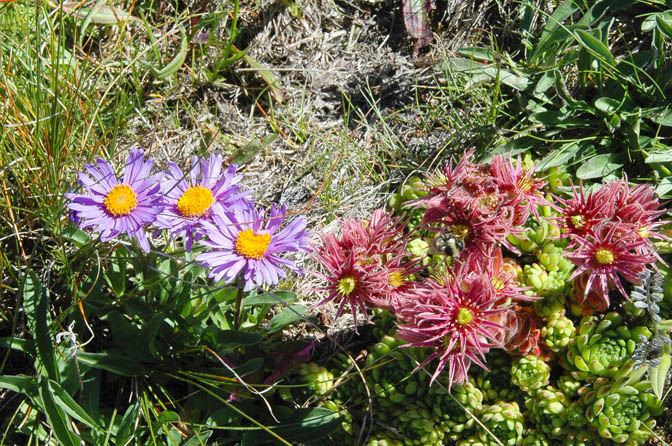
[
  {"left": 366, "top": 255, "right": 427, "bottom": 313},
  {"left": 566, "top": 223, "right": 655, "bottom": 307},
  {"left": 490, "top": 154, "right": 547, "bottom": 225},
  {"left": 396, "top": 275, "right": 507, "bottom": 387},
  {"left": 310, "top": 208, "right": 408, "bottom": 328},
  {"left": 552, "top": 180, "right": 618, "bottom": 238}
]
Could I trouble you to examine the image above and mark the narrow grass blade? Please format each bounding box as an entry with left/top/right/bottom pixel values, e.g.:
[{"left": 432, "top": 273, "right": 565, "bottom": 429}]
[{"left": 23, "top": 270, "right": 58, "bottom": 381}]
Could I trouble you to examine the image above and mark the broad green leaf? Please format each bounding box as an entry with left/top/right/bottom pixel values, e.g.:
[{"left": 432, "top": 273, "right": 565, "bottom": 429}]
[
  {"left": 575, "top": 29, "right": 617, "bottom": 66},
  {"left": 644, "top": 106, "right": 672, "bottom": 126},
  {"left": 49, "top": 379, "right": 104, "bottom": 431},
  {"left": 116, "top": 401, "right": 140, "bottom": 446},
  {"left": 0, "top": 375, "right": 40, "bottom": 400},
  {"left": 645, "top": 152, "right": 672, "bottom": 163},
  {"left": 77, "top": 352, "right": 149, "bottom": 376},
  {"left": 152, "top": 410, "right": 180, "bottom": 431},
  {"left": 23, "top": 270, "right": 58, "bottom": 381},
  {"left": 594, "top": 97, "right": 621, "bottom": 114},
  {"left": 183, "top": 431, "right": 214, "bottom": 446},
  {"left": 244, "top": 291, "right": 297, "bottom": 306},
  {"left": 643, "top": 10, "right": 672, "bottom": 32},
  {"left": 576, "top": 154, "right": 623, "bottom": 179},
  {"left": 151, "top": 27, "right": 189, "bottom": 80},
  {"left": 270, "top": 407, "right": 341, "bottom": 442},
  {"left": 61, "top": 1, "right": 139, "bottom": 24},
  {"left": 0, "top": 337, "right": 35, "bottom": 355},
  {"left": 61, "top": 227, "right": 91, "bottom": 248},
  {"left": 38, "top": 378, "right": 80, "bottom": 446},
  {"left": 656, "top": 177, "right": 672, "bottom": 197},
  {"left": 217, "top": 330, "right": 263, "bottom": 350},
  {"left": 269, "top": 305, "right": 309, "bottom": 334},
  {"left": 231, "top": 133, "right": 278, "bottom": 165},
  {"left": 529, "top": 111, "right": 586, "bottom": 128},
  {"left": 535, "top": 141, "right": 584, "bottom": 171},
  {"left": 656, "top": 13, "right": 672, "bottom": 38},
  {"left": 649, "top": 353, "right": 671, "bottom": 400},
  {"left": 539, "top": 0, "right": 578, "bottom": 38},
  {"left": 457, "top": 46, "right": 496, "bottom": 62}
]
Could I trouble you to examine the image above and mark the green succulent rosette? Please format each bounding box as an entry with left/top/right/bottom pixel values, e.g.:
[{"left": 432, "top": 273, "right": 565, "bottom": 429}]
[
  {"left": 566, "top": 429, "right": 611, "bottom": 446},
  {"left": 565, "top": 312, "right": 652, "bottom": 379},
  {"left": 365, "top": 335, "right": 427, "bottom": 406},
  {"left": 536, "top": 241, "right": 574, "bottom": 275},
  {"left": 557, "top": 373, "right": 582, "bottom": 399},
  {"left": 521, "top": 429, "right": 552, "bottom": 446},
  {"left": 566, "top": 400, "right": 588, "bottom": 428},
  {"left": 546, "top": 166, "right": 572, "bottom": 195},
  {"left": 456, "top": 435, "right": 489, "bottom": 446},
  {"left": 428, "top": 376, "right": 483, "bottom": 441},
  {"left": 580, "top": 361, "right": 663, "bottom": 445},
  {"left": 385, "top": 401, "right": 444, "bottom": 446},
  {"left": 475, "top": 352, "right": 525, "bottom": 404},
  {"left": 511, "top": 355, "right": 550, "bottom": 392},
  {"left": 365, "top": 431, "right": 404, "bottom": 446},
  {"left": 508, "top": 215, "right": 560, "bottom": 254},
  {"left": 523, "top": 263, "right": 570, "bottom": 297},
  {"left": 540, "top": 312, "right": 575, "bottom": 351},
  {"left": 533, "top": 292, "right": 566, "bottom": 320},
  {"left": 525, "top": 386, "right": 569, "bottom": 438},
  {"left": 299, "top": 362, "right": 335, "bottom": 395},
  {"left": 323, "top": 399, "right": 355, "bottom": 445},
  {"left": 476, "top": 400, "right": 525, "bottom": 446}
]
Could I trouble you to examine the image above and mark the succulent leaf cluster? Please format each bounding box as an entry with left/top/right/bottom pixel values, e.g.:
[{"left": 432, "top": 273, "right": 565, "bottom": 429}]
[{"left": 511, "top": 355, "right": 550, "bottom": 392}]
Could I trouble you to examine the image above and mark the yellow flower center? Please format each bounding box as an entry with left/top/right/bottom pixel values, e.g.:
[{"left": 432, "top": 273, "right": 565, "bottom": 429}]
[
  {"left": 492, "top": 277, "right": 505, "bottom": 291},
  {"left": 388, "top": 271, "right": 406, "bottom": 288},
  {"left": 637, "top": 226, "right": 650, "bottom": 239},
  {"left": 456, "top": 307, "right": 474, "bottom": 325},
  {"left": 176, "top": 186, "right": 215, "bottom": 218},
  {"left": 337, "top": 277, "right": 357, "bottom": 296},
  {"left": 104, "top": 184, "right": 138, "bottom": 216},
  {"left": 449, "top": 224, "right": 470, "bottom": 240},
  {"left": 570, "top": 215, "right": 586, "bottom": 229},
  {"left": 518, "top": 176, "right": 533, "bottom": 192},
  {"left": 235, "top": 229, "right": 271, "bottom": 259},
  {"left": 595, "top": 248, "right": 615, "bottom": 265}
]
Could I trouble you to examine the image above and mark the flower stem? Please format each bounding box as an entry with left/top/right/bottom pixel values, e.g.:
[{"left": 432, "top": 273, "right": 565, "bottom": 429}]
[{"left": 234, "top": 274, "right": 245, "bottom": 330}]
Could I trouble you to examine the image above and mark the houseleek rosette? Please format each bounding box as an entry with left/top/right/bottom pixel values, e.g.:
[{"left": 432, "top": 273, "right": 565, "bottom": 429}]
[
  {"left": 580, "top": 361, "right": 662, "bottom": 444},
  {"left": 387, "top": 401, "right": 444, "bottom": 446},
  {"left": 476, "top": 400, "right": 524, "bottom": 446},
  {"left": 475, "top": 352, "right": 524, "bottom": 404},
  {"left": 525, "top": 386, "right": 569, "bottom": 438},
  {"left": 540, "top": 312, "right": 575, "bottom": 351},
  {"left": 511, "top": 355, "right": 550, "bottom": 392},
  {"left": 521, "top": 429, "right": 551, "bottom": 446},
  {"left": 565, "top": 312, "right": 651, "bottom": 379},
  {"left": 428, "top": 376, "right": 483, "bottom": 441},
  {"left": 298, "top": 363, "right": 334, "bottom": 395}
]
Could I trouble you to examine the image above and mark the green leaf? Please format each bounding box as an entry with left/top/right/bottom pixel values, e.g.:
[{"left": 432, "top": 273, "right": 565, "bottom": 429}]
[
  {"left": 38, "top": 378, "right": 80, "bottom": 446},
  {"left": 244, "top": 291, "right": 297, "bottom": 306},
  {"left": 269, "top": 305, "right": 309, "bottom": 334},
  {"left": 77, "top": 352, "right": 149, "bottom": 376},
  {"left": 230, "top": 133, "right": 278, "bottom": 165},
  {"left": 270, "top": 407, "right": 340, "bottom": 443},
  {"left": 656, "top": 177, "right": 672, "bottom": 197},
  {"left": 575, "top": 29, "right": 617, "bottom": 66},
  {"left": 456, "top": 46, "right": 496, "bottom": 62},
  {"left": 535, "top": 141, "right": 584, "bottom": 171},
  {"left": 0, "top": 375, "right": 40, "bottom": 400},
  {"left": 49, "top": 379, "right": 104, "bottom": 431},
  {"left": 649, "top": 353, "right": 671, "bottom": 400},
  {"left": 62, "top": 227, "right": 91, "bottom": 248},
  {"left": 594, "top": 97, "right": 621, "bottom": 114},
  {"left": 576, "top": 154, "right": 623, "bottom": 179},
  {"left": 23, "top": 270, "right": 58, "bottom": 381},
  {"left": 645, "top": 152, "right": 672, "bottom": 163},
  {"left": 644, "top": 106, "right": 672, "bottom": 126},
  {"left": 116, "top": 401, "right": 139, "bottom": 446},
  {"left": 529, "top": 111, "right": 586, "bottom": 128},
  {"left": 151, "top": 27, "right": 189, "bottom": 80},
  {"left": 183, "top": 431, "right": 214, "bottom": 446},
  {"left": 217, "top": 330, "right": 263, "bottom": 350},
  {"left": 61, "top": 1, "right": 139, "bottom": 24},
  {"left": 656, "top": 12, "right": 672, "bottom": 38},
  {"left": 0, "top": 337, "right": 35, "bottom": 355},
  {"left": 152, "top": 410, "right": 180, "bottom": 431}
]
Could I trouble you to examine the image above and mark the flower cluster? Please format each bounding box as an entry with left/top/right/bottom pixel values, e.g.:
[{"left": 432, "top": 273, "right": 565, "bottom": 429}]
[
  {"left": 413, "top": 150, "right": 546, "bottom": 257},
  {"left": 66, "top": 148, "right": 310, "bottom": 290},
  {"left": 311, "top": 151, "right": 548, "bottom": 387},
  {"left": 554, "top": 179, "right": 667, "bottom": 311}
]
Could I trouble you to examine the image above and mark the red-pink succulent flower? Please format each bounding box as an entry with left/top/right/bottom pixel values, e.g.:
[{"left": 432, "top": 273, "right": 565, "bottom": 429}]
[
  {"left": 553, "top": 180, "right": 619, "bottom": 238},
  {"left": 490, "top": 154, "right": 547, "bottom": 225},
  {"left": 566, "top": 223, "right": 655, "bottom": 307},
  {"left": 396, "top": 275, "right": 507, "bottom": 387}
]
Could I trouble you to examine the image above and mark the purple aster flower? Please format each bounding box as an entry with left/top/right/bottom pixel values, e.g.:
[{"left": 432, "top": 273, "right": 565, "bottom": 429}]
[
  {"left": 196, "top": 201, "right": 310, "bottom": 291},
  {"left": 65, "top": 148, "right": 163, "bottom": 253},
  {"left": 155, "top": 154, "right": 249, "bottom": 250}
]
